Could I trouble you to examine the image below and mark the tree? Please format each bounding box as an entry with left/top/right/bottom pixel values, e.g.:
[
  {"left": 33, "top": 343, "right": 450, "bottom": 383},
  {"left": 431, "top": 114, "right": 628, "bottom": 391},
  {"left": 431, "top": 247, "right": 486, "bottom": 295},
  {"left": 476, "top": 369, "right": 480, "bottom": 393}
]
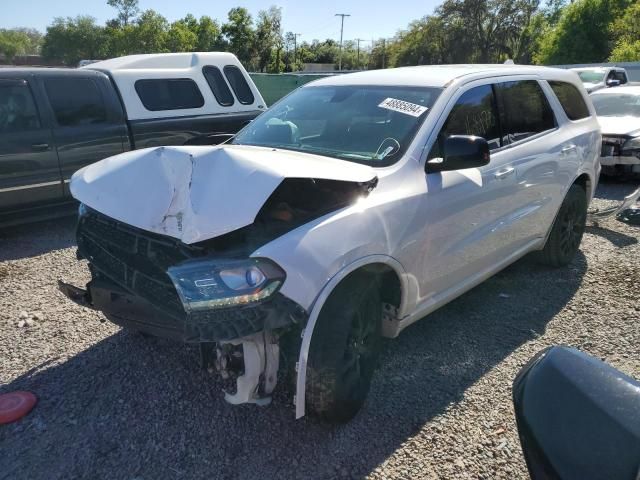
[
  {"left": 130, "top": 9, "right": 169, "bottom": 53},
  {"left": 535, "top": 0, "right": 632, "bottom": 64},
  {"left": 609, "top": 2, "right": 640, "bottom": 61},
  {"left": 166, "top": 18, "right": 198, "bottom": 52},
  {"left": 221, "top": 7, "right": 255, "bottom": 65},
  {"left": 107, "top": 0, "right": 139, "bottom": 27},
  {"left": 0, "top": 29, "right": 37, "bottom": 62},
  {"left": 196, "top": 16, "right": 226, "bottom": 51},
  {"left": 254, "top": 7, "right": 283, "bottom": 72},
  {"left": 42, "top": 16, "right": 108, "bottom": 64}
]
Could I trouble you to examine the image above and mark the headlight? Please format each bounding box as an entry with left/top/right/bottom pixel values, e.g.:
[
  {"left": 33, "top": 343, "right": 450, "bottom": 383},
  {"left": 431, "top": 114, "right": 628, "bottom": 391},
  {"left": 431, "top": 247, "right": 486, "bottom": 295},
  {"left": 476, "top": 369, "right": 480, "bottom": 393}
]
[
  {"left": 623, "top": 136, "right": 640, "bottom": 152},
  {"left": 167, "top": 258, "right": 285, "bottom": 312}
]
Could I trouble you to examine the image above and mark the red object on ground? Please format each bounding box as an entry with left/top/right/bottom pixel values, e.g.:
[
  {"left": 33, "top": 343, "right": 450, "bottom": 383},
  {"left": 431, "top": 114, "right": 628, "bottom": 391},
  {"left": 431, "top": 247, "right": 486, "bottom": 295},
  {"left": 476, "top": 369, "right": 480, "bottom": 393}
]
[{"left": 0, "top": 391, "right": 37, "bottom": 424}]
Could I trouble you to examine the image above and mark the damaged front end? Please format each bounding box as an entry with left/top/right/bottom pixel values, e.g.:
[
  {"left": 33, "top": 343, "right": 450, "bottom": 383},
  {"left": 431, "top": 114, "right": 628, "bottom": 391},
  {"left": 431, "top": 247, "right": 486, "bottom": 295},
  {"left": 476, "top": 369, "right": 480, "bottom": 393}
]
[{"left": 58, "top": 145, "right": 379, "bottom": 407}]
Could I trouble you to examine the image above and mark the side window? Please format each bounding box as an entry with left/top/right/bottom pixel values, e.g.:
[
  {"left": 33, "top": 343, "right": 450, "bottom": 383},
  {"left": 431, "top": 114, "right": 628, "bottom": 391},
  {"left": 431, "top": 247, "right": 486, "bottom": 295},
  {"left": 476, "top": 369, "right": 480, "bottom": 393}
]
[
  {"left": 135, "top": 79, "right": 205, "bottom": 111},
  {"left": 223, "top": 66, "right": 255, "bottom": 105},
  {"left": 548, "top": 81, "right": 590, "bottom": 121},
  {"left": 614, "top": 71, "right": 627, "bottom": 84},
  {"left": 428, "top": 84, "right": 501, "bottom": 159},
  {"left": 0, "top": 80, "right": 41, "bottom": 133},
  {"left": 202, "top": 66, "right": 234, "bottom": 107},
  {"left": 496, "top": 80, "right": 556, "bottom": 143},
  {"left": 44, "top": 77, "right": 107, "bottom": 126}
]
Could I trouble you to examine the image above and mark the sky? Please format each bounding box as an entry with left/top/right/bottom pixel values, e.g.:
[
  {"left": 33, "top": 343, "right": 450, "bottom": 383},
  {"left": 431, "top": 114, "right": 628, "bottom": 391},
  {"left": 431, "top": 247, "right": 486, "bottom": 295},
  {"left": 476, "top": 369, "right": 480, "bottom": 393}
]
[{"left": 1, "top": 0, "right": 441, "bottom": 44}]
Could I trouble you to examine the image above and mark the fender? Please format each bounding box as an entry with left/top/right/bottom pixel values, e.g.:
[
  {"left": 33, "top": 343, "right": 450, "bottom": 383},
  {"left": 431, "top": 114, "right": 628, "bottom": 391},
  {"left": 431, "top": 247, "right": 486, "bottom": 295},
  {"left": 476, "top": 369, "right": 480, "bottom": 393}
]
[{"left": 295, "top": 254, "right": 408, "bottom": 419}]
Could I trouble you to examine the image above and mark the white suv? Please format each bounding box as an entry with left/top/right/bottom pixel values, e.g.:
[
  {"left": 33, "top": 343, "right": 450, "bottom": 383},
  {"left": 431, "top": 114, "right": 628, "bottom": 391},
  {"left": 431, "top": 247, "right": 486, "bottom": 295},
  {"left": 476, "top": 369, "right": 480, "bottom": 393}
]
[{"left": 61, "top": 65, "right": 601, "bottom": 422}]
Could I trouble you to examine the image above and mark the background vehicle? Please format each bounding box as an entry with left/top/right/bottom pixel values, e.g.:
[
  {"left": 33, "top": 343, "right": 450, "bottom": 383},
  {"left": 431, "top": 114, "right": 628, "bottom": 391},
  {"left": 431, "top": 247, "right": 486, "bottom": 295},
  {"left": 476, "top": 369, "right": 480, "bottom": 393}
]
[
  {"left": 590, "top": 85, "right": 640, "bottom": 177},
  {"left": 513, "top": 346, "right": 640, "bottom": 480},
  {"left": 60, "top": 65, "right": 600, "bottom": 423},
  {"left": 0, "top": 52, "right": 265, "bottom": 226},
  {"left": 571, "top": 66, "right": 629, "bottom": 93}
]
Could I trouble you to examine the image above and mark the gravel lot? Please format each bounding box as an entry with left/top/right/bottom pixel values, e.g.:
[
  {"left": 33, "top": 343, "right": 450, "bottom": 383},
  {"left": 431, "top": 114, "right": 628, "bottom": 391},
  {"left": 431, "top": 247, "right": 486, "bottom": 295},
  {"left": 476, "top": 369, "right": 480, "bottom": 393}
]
[{"left": 1, "top": 180, "right": 638, "bottom": 480}]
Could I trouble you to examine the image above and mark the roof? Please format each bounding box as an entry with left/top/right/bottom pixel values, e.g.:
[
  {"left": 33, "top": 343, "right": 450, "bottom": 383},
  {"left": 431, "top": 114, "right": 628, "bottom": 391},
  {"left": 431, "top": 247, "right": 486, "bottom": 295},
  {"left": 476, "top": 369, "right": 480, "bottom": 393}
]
[
  {"left": 83, "top": 52, "right": 240, "bottom": 72},
  {"left": 308, "top": 64, "right": 576, "bottom": 88},
  {"left": 571, "top": 66, "right": 626, "bottom": 72},
  {"left": 591, "top": 85, "right": 640, "bottom": 96},
  {"left": 0, "top": 67, "right": 107, "bottom": 78}
]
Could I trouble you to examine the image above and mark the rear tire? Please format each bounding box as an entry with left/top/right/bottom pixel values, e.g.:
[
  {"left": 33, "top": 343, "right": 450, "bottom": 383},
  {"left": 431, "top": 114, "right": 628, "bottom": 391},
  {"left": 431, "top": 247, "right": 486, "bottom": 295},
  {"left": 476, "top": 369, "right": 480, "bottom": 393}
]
[
  {"left": 306, "top": 272, "right": 382, "bottom": 423},
  {"left": 538, "top": 184, "right": 587, "bottom": 267}
]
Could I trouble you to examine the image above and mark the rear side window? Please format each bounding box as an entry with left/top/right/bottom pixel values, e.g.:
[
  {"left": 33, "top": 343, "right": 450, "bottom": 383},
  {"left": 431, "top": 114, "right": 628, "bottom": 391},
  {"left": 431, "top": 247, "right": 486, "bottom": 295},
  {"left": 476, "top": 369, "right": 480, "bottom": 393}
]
[
  {"left": 548, "top": 81, "right": 590, "bottom": 121},
  {"left": 135, "top": 79, "right": 204, "bottom": 111},
  {"left": 44, "top": 77, "right": 107, "bottom": 126},
  {"left": 496, "top": 80, "right": 556, "bottom": 143},
  {"left": 223, "top": 66, "right": 254, "bottom": 105},
  {"left": 0, "top": 80, "right": 41, "bottom": 133},
  {"left": 202, "top": 66, "right": 234, "bottom": 107}
]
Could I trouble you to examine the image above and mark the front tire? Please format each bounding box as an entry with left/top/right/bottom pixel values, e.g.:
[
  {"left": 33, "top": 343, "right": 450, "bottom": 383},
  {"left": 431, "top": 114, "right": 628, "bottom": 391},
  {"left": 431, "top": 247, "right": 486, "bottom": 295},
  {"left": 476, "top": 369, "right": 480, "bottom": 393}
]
[
  {"left": 306, "top": 272, "right": 382, "bottom": 423},
  {"left": 538, "top": 184, "right": 587, "bottom": 267}
]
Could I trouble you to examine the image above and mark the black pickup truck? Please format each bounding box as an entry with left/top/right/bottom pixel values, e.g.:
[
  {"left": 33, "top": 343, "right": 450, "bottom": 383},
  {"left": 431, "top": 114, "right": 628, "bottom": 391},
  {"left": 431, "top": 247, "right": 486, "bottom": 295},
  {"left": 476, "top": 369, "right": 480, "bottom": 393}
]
[{"left": 0, "top": 53, "right": 265, "bottom": 226}]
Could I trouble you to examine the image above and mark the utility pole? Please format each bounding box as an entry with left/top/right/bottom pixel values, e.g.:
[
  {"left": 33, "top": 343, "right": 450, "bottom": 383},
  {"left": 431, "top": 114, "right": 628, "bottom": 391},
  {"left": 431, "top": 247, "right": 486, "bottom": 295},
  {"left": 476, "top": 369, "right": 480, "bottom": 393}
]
[
  {"left": 355, "top": 38, "right": 365, "bottom": 70},
  {"left": 335, "top": 13, "right": 350, "bottom": 71},
  {"left": 294, "top": 33, "right": 301, "bottom": 70}
]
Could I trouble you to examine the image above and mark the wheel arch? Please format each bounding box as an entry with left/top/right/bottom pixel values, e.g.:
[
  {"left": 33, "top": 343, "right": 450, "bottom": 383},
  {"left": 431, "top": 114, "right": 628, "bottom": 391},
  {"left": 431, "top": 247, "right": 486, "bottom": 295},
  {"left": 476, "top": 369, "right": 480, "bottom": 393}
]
[{"left": 294, "top": 255, "right": 407, "bottom": 419}]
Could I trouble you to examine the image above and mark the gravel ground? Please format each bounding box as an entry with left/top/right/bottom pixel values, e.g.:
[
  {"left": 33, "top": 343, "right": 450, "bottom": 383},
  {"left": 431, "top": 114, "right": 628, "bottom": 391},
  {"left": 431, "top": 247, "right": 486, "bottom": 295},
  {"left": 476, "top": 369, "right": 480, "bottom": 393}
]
[{"left": 1, "top": 180, "right": 638, "bottom": 480}]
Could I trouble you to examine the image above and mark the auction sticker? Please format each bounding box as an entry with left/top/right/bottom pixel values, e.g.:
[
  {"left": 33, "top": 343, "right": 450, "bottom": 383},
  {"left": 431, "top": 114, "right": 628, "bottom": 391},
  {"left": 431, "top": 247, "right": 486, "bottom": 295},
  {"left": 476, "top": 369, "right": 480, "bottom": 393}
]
[{"left": 378, "top": 98, "right": 428, "bottom": 117}]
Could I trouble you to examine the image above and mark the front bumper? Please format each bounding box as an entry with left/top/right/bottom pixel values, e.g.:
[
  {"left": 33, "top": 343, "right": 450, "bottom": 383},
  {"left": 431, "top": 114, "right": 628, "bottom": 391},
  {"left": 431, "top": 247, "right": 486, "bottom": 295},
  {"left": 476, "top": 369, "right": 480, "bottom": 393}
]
[
  {"left": 59, "top": 278, "right": 306, "bottom": 342},
  {"left": 64, "top": 207, "right": 307, "bottom": 343},
  {"left": 600, "top": 155, "right": 640, "bottom": 167}
]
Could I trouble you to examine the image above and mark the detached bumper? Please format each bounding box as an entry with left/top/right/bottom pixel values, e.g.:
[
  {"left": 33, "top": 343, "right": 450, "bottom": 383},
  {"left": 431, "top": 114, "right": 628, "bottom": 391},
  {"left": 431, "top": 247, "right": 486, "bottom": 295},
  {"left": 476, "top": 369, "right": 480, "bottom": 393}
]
[{"left": 58, "top": 277, "right": 307, "bottom": 343}]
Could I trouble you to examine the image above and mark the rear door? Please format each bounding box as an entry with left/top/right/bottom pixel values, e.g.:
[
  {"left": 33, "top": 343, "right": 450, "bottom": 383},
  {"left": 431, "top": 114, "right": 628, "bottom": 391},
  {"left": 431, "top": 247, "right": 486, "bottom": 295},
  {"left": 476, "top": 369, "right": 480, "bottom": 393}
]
[
  {"left": 0, "top": 77, "right": 62, "bottom": 211},
  {"left": 40, "top": 75, "right": 126, "bottom": 197}
]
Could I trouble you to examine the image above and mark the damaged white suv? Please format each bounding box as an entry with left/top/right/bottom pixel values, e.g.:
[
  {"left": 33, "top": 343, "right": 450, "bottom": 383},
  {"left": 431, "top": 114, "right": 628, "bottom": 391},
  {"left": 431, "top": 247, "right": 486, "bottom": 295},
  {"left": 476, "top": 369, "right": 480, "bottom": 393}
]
[{"left": 60, "top": 65, "right": 601, "bottom": 422}]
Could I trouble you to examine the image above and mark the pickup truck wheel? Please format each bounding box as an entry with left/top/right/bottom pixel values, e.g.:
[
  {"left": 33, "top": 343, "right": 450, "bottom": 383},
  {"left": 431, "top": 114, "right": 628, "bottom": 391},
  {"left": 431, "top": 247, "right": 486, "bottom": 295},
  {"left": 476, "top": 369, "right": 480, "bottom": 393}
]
[
  {"left": 538, "top": 184, "right": 587, "bottom": 267},
  {"left": 306, "top": 272, "right": 382, "bottom": 423}
]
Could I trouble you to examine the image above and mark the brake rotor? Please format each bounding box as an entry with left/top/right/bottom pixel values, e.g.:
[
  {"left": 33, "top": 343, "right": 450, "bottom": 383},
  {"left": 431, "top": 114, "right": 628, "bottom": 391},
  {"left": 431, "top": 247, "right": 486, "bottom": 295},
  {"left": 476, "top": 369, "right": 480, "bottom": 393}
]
[{"left": 0, "top": 391, "right": 37, "bottom": 424}]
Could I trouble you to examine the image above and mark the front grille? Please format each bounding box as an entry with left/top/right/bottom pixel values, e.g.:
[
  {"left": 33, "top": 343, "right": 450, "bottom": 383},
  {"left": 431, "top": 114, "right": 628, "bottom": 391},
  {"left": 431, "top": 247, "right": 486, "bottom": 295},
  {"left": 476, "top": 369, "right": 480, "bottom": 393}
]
[{"left": 77, "top": 209, "right": 205, "bottom": 318}]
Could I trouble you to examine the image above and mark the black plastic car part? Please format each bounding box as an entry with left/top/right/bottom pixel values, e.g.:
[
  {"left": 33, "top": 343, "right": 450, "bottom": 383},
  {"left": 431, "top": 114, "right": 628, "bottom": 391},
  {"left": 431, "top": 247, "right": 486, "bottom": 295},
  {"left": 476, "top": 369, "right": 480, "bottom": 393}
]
[{"left": 513, "top": 346, "right": 640, "bottom": 480}]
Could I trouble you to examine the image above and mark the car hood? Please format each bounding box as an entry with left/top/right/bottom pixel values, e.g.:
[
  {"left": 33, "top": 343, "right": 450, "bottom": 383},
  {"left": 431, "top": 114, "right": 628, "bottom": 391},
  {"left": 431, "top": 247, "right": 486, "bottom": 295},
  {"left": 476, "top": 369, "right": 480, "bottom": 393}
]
[
  {"left": 71, "top": 145, "right": 377, "bottom": 244},
  {"left": 597, "top": 116, "right": 640, "bottom": 137}
]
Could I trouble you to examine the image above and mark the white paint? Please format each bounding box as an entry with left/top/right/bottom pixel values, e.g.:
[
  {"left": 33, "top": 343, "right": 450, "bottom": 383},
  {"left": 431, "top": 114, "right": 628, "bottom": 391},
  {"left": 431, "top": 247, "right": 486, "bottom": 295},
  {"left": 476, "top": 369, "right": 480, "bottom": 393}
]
[
  {"left": 70, "top": 144, "right": 376, "bottom": 244},
  {"left": 85, "top": 52, "right": 266, "bottom": 120}
]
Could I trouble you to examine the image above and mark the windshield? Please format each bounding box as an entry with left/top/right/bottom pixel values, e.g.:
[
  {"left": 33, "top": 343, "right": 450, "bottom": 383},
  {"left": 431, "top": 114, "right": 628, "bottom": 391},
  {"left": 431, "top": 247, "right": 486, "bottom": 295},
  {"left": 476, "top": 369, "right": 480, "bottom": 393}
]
[
  {"left": 232, "top": 85, "right": 441, "bottom": 166},
  {"left": 592, "top": 93, "right": 640, "bottom": 117},
  {"left": 577, "top": 70, "right": 605, "bottom": 83}
]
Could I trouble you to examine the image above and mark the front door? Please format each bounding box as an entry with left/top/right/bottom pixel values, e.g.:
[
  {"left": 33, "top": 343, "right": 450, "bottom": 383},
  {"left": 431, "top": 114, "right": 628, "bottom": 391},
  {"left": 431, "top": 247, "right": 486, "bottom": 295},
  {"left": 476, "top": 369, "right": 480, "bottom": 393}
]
[{"left": 0, "top": 78, "right": 61, "bottom": 212}]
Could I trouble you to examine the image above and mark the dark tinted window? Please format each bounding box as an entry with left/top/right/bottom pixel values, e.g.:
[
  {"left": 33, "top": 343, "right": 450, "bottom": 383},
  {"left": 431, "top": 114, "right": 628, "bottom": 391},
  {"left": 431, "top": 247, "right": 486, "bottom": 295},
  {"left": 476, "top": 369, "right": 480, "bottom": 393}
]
[
  {"left": 429, "top": 84, "right": 501, "bottom": 158},
  {"left": 549, "top": 81, "right": 590, "bottom": 121},
  {"left": 223, "top": 66, "right": 254, "bottom": 105},
  {"left": 0, "top": 80, "right": 41, "bottom": 133},
  {"left": 135, "top": 79, "right": 204, "bottom": 111},
  {"left": 202, "top": 66, "right": 234, "bottom": 106},
  {"left": 497, "top": 80, "right": 556, "bottom": 143},
  {"left": 44, "top": 78, "right": 106, "bottom": 126},
  {"left": 613, "top": 71, "right": 627, "bottom": 84}
]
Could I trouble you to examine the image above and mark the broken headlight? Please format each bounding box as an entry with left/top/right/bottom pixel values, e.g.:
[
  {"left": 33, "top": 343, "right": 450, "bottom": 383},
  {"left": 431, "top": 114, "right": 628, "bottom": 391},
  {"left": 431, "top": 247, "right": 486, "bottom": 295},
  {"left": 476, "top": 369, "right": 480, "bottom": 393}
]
[{"left": 167, "top": 258, "right": 285, "bottom": 312}]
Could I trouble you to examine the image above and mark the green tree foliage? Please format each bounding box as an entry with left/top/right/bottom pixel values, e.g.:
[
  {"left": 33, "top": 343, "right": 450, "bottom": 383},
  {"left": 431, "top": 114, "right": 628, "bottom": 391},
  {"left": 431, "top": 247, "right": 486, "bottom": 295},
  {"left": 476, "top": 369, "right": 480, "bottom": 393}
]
[
  {"left": 221, "top": 7, "right": 255, "bottom": 65},
  {"left": 0, "top": 28, "right": 42, "bottom": 61},
  {"left": 609, "top": 2, "right": 640, "bottom": 61},
  {"left": 107, "top": 0, "right": 140, "bottom": 27},
  {"left": 196, "top": 16, "right": 226, "bottom": 51},
  {"left": 535, "top": 0, "right": 632, "bottom": 64},
  {"left": 254, "top": 7, "right": 283, "bottom": 72},
  {"left": 41, "top": 16, "right": 107, "bottom": 64},
  {"left": 166, "top": 17, "right": 198, "bottom": 52}
]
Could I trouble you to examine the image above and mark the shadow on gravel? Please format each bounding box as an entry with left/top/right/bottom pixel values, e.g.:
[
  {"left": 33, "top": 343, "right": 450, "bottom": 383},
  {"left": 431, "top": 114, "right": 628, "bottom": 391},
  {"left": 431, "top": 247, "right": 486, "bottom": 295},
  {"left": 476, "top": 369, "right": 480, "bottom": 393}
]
[
  {"left": 0, "top": 253, "right": 587, "bottom": 480},
  {"left": 0, "top": 216, "right": 77, "bottom": 262},
  {"left": 585, "top": 225, "right": 638, "bottom": 248}
]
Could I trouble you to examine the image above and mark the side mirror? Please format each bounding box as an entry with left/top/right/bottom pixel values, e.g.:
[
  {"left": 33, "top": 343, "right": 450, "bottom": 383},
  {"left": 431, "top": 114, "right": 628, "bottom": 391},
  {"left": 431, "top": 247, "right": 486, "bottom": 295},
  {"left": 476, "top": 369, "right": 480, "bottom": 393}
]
[
  {"left": 426, "top": 135, "right": 490, "bottom": 173},
  {"left": 513, "top": 346, "right": 640, "bottom": 480},
  {"left": 606, "top": 79, "right": 621, "bottom": 87}
]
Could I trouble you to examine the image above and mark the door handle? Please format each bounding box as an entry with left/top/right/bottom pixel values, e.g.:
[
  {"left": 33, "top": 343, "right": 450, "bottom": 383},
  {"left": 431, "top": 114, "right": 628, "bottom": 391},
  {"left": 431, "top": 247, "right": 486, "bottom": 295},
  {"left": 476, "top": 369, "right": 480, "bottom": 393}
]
[
  {"left": 561, "top": 144, "right": 577, "bottom": 154},
  {"left": 494, "top": 167, "right": 515, "bottom": 179},
  {"left": 31, "top": 143, "right": 50, "bottom": 151}
]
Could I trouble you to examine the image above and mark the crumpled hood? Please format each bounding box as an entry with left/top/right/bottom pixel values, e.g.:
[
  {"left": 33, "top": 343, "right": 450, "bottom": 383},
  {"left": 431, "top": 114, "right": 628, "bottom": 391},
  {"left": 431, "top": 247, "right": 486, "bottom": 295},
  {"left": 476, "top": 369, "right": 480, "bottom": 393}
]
[
  {"left": 71, "top": 145, "right": 376, "bottom": 244},
  {"left": 598, "top": 116, "right": 640, "bottom": 137}
]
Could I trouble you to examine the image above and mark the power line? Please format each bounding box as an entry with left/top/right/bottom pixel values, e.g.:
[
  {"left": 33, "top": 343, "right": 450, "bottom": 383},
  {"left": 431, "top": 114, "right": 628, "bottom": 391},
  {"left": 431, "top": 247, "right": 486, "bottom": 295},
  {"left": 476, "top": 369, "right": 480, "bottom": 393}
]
[{"left": 335, "top": 13, "right": 350, "bottom": 71}]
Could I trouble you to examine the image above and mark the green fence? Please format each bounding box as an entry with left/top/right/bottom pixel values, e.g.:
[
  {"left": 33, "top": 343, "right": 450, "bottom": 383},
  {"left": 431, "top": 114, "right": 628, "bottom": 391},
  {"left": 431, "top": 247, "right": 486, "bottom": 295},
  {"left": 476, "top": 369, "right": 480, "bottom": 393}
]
[{"left": 249, "top": 73, "right": 336, "bottom": 106}]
